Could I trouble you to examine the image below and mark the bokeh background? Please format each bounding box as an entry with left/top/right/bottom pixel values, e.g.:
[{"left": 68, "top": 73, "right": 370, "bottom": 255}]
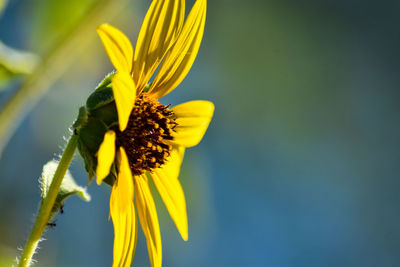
[{"left": 1, "top": 0, "right": 400, "bottom": 266}]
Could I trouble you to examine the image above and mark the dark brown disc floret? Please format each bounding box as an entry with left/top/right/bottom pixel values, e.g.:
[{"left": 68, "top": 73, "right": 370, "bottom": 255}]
[{"left": 116, "top": 94, "right": 177, "bottom": 176}]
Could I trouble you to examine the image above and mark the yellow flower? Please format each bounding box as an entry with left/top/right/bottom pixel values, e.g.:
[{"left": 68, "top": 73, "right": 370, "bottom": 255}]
[{"left": 94, "top": 0, "right": 213, "bottom": 266}]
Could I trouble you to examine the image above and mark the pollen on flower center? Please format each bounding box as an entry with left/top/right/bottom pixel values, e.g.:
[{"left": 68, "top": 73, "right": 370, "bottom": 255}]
[{"left": 115, "top": 94, "right": 177, "bottom": 176}]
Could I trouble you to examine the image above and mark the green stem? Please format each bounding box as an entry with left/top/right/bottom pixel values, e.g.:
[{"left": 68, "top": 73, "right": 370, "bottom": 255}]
[
  {"left": 0, "top": 0, "right": 125, "bottom": 158},
  {"left": 18, "top": 134, "right": 78, "bottom": 267}
]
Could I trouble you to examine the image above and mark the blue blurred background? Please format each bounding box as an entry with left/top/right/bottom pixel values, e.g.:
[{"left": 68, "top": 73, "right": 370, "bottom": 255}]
[{"left": 1, "top": 0, "right": 400, "bottom": 266}]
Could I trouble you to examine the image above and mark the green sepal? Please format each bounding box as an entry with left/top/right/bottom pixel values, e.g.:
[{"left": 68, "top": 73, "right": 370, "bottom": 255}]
[
  {"left": 40, "top": 160, "right": 91, "bottom": 218},
  {"left": 86, "top": 81, "right": 114, "bottom": 112},
  {"left": 86, "top": 72, "right": 115, "bottom": 111},
  {"left": 74, "top": 72, "right": 120, "bottom": 187},
  {"left": 75, "top": 116, "right": 107, "bottom": 182},
  {"left": 142, "top": 82, "right": 152, "bottom": 93},
  {"left": 77, "top": 116, "right": 108, "bottom": 153},
  {"left": 103, "top": 165, "right": 117, "bottom": 187},
  {"left": 85, "top": 72, "right": 118, "bottom": 127},
  {"left": 77, "top": 138, "right": 96, "bottom": 182},
  {"left": 73, "top": 106, "right": 88, "bottom": 130},
  {"left": 88, "top": 101, "right": 118, "bottom": 128},
  {"left": 95, "top": 72, "right": 115, "bottom": 91}
]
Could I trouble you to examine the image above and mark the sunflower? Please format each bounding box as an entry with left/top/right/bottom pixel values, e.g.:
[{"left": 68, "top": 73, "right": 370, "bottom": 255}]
[{"left": 92, "top": 0, "right": 213, "bottom": 266}]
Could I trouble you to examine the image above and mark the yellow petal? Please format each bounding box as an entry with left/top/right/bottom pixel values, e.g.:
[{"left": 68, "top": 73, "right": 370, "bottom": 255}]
[
  {"left": 110, "top": 148, "right": 136, "bottom": 267},
  {"left": 96, "top": 130, "right": 116, "bottom": 185},
  {"left": 97, "top": 24, "right": 134, "bottom": 73},
  {"left": 112, "top": 72, "right": 136, "bottom": 131},
  {"left": 150, "top": 146, "right": 188, "bottom": 240},
  {"left": 135, "top": 174, "right": 162, "bottom": 267},
  {"left": 149, "top": 0, "right": 207, "bottom": 99},
  {"left": 133, "top": 0, "right": 185, "bottom": 92},
  {"left": 169, "top": 100, "right": 214, "bottom": 147}
]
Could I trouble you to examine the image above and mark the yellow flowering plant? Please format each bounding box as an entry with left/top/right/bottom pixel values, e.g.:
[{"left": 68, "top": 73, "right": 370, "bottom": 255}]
[{"left": 18, "top": 0, "right": 213, "bottom": 266}]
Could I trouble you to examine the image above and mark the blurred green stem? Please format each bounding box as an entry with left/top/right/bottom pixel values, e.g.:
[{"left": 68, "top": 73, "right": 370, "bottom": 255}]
[
  {"left": 0, "top": 0, "right": 8, "bottom": 17},
  {"left": 18, "top": 134, "right": 78, "bottom": 267},
  {"left": 0, "top": 0, "right": 124, "bottom": 158}
]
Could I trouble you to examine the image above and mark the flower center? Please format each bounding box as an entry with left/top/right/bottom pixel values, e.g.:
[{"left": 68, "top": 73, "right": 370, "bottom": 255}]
[{"left": 116, "top": 94, "right": 177, "bottom": 176}]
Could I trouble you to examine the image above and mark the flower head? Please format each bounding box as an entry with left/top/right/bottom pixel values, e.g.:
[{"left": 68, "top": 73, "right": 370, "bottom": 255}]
[{"left": 76, "top": 0, "right": 213, "bottom": 266}]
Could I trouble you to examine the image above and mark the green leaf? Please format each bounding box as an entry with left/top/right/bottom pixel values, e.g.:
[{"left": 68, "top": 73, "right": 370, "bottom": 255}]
[
  {"left": 86, "top": 72, "right": 115, "bottom": 111},
  {"left": 40, "top": 160, "right": 90, "bottom": 216}
]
